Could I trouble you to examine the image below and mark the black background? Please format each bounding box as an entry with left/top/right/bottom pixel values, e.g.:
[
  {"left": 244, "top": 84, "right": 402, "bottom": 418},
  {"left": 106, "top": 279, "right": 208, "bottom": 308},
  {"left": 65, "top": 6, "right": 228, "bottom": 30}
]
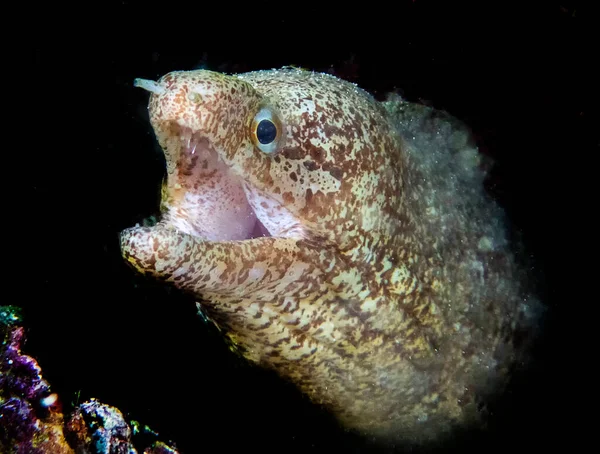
[{"left": 21, "top": 1, "right": 592, "bottom": 452}]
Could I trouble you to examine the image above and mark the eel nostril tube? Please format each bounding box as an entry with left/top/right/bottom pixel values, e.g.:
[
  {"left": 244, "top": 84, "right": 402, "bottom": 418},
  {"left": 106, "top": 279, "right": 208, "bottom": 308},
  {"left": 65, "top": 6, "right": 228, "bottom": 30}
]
[{"left": 133, "top": 78, "right": 165, "bottom": 94}]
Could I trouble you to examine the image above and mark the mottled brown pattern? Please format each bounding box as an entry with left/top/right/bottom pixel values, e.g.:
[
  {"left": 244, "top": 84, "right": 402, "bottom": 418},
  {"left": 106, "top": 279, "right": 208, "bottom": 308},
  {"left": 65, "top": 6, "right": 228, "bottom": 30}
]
[{"left": 121, "top": 68, "right": 536, "bottom": 443}]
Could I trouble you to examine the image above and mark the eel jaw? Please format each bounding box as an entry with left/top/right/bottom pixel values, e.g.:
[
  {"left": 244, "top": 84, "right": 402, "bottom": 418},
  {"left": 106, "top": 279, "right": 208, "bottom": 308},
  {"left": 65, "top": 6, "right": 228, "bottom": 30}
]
[{"left": 159, "top": 126, "right": 298, "bottom": 242}]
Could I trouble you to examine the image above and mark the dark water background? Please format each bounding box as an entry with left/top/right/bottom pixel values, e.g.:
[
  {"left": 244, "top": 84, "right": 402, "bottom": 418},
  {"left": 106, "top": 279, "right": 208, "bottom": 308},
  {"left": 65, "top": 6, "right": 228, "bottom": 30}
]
[{"left": 21, "top": 1, "right": 592, "bottom": 452}]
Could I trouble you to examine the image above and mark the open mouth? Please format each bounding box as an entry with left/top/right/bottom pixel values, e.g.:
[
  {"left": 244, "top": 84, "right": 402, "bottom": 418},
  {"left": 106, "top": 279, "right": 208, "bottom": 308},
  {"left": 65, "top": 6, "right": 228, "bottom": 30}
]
[{"left": 159, "top": 126, "right": 272, "bottom": 242}]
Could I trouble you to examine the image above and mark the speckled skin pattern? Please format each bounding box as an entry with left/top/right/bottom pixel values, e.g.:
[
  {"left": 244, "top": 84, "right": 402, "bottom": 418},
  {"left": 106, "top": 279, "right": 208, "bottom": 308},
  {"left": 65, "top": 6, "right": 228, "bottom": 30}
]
[{"left": 121, "top": 69, "right": 535, "bottom": 442}]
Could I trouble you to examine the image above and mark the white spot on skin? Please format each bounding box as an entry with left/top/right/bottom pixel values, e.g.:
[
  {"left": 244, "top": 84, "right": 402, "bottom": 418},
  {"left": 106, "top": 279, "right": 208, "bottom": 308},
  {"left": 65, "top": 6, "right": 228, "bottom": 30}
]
[
  {"left": 192, "top": 83, "right": 218, "bottom": 99},
  {"left": 389, "top": 264, "right": 413, "bottom": 293},
  {"left": 360, "top": 297, "right": 377, "bottom": 313},
  {"left": 298, "top": 98, "right": 316, "bottom": 115},
  {"left": 248, "top": 266, "right": 267, "bottom": 281}
]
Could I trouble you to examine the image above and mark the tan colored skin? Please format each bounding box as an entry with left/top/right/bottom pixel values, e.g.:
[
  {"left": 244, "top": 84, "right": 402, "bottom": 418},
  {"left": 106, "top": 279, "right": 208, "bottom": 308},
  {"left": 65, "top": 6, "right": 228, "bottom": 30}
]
[{"left": 121, "top": 69, "right": 531, "bottom": 442}]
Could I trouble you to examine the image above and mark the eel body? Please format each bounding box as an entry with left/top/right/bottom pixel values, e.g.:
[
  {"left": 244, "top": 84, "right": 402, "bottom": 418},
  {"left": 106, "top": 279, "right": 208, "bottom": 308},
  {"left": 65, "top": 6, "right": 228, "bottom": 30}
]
[{"left": 121, "top": 68, "right": 535, "bottom": 442}]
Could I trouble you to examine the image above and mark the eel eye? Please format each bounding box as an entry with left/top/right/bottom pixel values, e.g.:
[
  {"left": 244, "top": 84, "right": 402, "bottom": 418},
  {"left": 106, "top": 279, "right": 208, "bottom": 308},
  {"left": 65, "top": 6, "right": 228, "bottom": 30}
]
[
  {"left": 257, "top": 119, "right": 277, "bottom": 144},
  {"left": 251, "top": 107, "right": 283, "bottom": 154}
]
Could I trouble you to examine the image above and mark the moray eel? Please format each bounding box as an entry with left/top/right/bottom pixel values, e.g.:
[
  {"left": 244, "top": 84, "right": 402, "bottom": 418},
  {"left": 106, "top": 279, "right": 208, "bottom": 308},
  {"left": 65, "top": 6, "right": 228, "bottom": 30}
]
[{"left": 121, "top": 68, "right": 535, "bottom": 442}]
